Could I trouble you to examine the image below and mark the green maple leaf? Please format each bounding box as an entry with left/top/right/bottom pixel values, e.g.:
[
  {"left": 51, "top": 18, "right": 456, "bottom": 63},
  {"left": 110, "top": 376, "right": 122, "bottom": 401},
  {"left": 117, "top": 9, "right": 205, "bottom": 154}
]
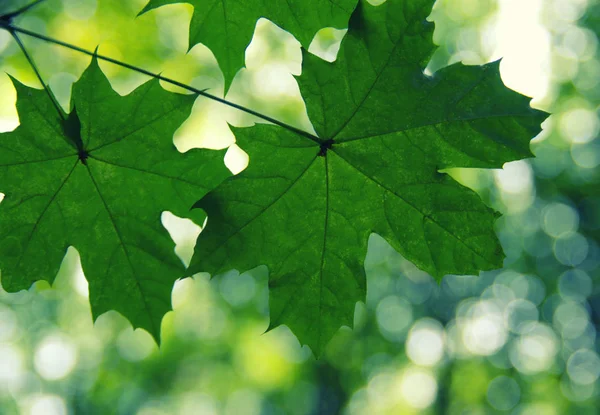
[
  {"left": 0, "top": 57, "right": 229, "bottom": 342},
  {"left": 187, "top": 0, "right": 548, "bottom": 355},
  {"left": 140, "top": 0, "right": 357, "bottom": 87}
]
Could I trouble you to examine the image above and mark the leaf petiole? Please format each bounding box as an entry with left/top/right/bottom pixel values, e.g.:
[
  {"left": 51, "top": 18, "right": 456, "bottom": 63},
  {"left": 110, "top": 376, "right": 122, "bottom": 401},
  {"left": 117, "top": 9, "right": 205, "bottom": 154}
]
[
  {"left": 0, "top": 0, "right": 49, "bottom": 23},
  {"left": 0, "top": 21, "right": 322, "bottom": 144},
  {"left": 10, "top": 29, "right": 66, "bottom": 120}
]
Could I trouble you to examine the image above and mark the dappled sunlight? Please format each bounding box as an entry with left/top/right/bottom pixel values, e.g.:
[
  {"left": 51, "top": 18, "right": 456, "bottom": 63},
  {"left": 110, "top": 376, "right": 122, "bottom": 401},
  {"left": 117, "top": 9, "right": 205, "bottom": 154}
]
[
  {"left": 560, "top": 105, "right": 600, "bottom": 144},
  {"left": 0, "top": 73, "right": 18, "bottom": 132},
  {"left": 398, "top": 368, "right": 438, "bottom": 409},
  {"left": 234, "top": 324, "right": 305, "bottom": 390},
  {"left": 405, "top": 318, "right": 445, "bottom": 366},
  {"left": 495, "top": 0, "right": 551, "bottom": 99},
  {"left": 20, "top": 394, "right": 68, "bottom": 415},
  {"left": 34, "top": 333, "right": 78, "bottom": 380},
  {"left": 170, "top": 275, "right": 230, "bottom": 340},
  {"left": 224, "top": 19, "right": 315, "bottom": 136},
  {"left": 224, "top": 143, "right": 249, "bottom": 174},
  {"left": 509, "top": 322, "right": 558, "bottom": 374},
  {"left": 308, "top": 27, "right": 347, "bottom": 62},
  {"left": 173, "top": 96, "right": 236, "bottom": 152},
  {"left": 460, "top": 300, "right": 508, "bottom": 356},
  {"left": 0, "top": 0, "right": 598, "bottom": 413},
  {"left": 116, "top": 328, "right": 157, "bottom": 362},
  {"left": 161, "top": 211, "right": 202, "bottom": 267},
  {"left": 347, "top": 365, "right": 439, "bottom": 413},
  {"left": 245, "top": 19, "right": 302, "bottom": 74},
  {"left": 494, "top": 160, "right": 535, "bottom": 213},
  {"left": 225, "top": 65, "right": 312, "bottom": 132},
  {"left": 161, "top": 43, "right": 224, "bottom": 96}
]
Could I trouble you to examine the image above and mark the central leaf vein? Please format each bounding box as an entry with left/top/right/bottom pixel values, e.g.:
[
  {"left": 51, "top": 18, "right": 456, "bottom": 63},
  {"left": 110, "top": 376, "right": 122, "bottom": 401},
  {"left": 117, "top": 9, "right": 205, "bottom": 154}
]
[{"left": 84, "top": 164, "right": 158, "bottom": 335}]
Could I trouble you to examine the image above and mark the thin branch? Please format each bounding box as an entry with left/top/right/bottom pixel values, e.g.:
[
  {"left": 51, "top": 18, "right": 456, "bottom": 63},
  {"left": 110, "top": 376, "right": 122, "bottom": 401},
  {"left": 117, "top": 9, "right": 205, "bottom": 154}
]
[
  {"left": 10, "top": 29, "right": 66, "bottom": 120},
  {"left": 0, "top": 21, "right": 322, "bottom": 144},
  {"left": 1, "top": 0, "right": 49, "bottom": 22}
]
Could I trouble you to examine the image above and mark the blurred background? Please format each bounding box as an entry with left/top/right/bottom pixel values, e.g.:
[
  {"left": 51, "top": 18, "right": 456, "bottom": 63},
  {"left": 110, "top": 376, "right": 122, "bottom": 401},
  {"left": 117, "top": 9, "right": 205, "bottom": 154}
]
[{"left": 0, "top": 0, "right": 598, "bottom": 413}]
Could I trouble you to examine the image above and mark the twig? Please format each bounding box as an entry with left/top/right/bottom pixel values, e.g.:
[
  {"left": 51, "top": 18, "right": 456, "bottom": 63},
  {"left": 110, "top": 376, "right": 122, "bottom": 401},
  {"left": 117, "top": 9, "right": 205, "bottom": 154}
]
[
  {"left": 10, "top": 29, "right": 66, "bottom": 120},
  {"left": 0, "top": 21, "right": 322, "bottom": 144}
]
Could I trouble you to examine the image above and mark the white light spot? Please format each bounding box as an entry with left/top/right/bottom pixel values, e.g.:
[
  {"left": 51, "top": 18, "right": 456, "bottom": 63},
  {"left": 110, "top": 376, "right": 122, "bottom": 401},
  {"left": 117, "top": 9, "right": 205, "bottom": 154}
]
[
  {"left": 69, "top": 252, "right": 89, "bottom": 298},
  {"left": 225, "top": 144, "right": 249, "bottom": 175},
  {"left": 367, "top": 372, "right": 395, "bottom": 410},
  {"left": 308, "top": 27, "right": 347, "bottom": 62},
  {"left": 462, "top": 301, "right": 507, "bottom": 356},
  {"left": 495, "top": 0, "right": 551, "bottom": 98},
  {"left": 245, "top": 18, "right": 302, "bottom": 74},
  {"left": 34, "top": 334, "right": 78, "bottom": 381},
  {"left": 398, "top": 368, "right": 438, "bottom": 409},
  {"left": 509, "top": 322, "right": 558, "bottom": 374},
  {"left": 560, "top": 108, "right": 600, "bottom": 144},
  {"left": 406, "top": 319, "right": 445, "bottom": 367},
  {"left": 25, "top": 394, "right": 67, "bottom": 415},
  {"left": 161, "top": 211, "right": 202, "bottom": 267},
  {"left": 494, "top": 161, "right": 533, "bottom": 195}
]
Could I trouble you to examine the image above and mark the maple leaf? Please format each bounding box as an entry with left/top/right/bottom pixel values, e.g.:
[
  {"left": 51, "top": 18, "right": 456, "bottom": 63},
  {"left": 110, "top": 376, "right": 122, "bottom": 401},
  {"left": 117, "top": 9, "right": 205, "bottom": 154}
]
[
  {"left": 139, "top": 0, "right": 358, "bottom": 87},
  {"left": 187, "top": 0, "right": 548, "bottom": 355},
  {"left": 0, "top": 57, "right": 230, "bottom": 342}
]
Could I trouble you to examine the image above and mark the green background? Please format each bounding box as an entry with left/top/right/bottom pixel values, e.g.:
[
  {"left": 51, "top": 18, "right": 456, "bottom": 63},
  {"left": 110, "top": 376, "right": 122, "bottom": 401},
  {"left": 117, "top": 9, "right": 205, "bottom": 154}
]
[{"left": 0, "top": 0, "right": 598, "bottom": 413}]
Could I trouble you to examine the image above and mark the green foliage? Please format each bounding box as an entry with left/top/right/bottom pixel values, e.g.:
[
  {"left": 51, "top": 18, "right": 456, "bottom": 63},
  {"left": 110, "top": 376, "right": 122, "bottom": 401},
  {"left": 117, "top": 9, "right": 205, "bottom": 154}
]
[
  {"left": 0, "top": 57, "right": 229, "bottom": 342},
  {"left": 140, "top": 0, "right": 357, "bottom": 86},
  {"left": 0, "top": 0, "right": 547, "bottom": 353},
  {"left": 187, "top": 0, "right": 546, "bottom": 353}
]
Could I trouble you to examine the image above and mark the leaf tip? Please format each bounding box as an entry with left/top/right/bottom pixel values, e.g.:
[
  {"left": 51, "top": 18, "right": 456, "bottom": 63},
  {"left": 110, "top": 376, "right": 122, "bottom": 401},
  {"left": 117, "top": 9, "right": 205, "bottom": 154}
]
[
  {"left": 148, "top": 326, "right": 163, "bottom": 347},
  {"left": 5, "top": 73, "right": 31, "bottom": 96},
  {"left": 306, "top": 340, "right": 325, "bottom": 359},
  {"left": 90, "top": 47, "right": 101, "bottom": 66},
  {"left": 263, "top": 320, "right": 278, "bottom": 335},
  {"left": 136, "top": 0, "right": 160, "bottom": 17}
]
